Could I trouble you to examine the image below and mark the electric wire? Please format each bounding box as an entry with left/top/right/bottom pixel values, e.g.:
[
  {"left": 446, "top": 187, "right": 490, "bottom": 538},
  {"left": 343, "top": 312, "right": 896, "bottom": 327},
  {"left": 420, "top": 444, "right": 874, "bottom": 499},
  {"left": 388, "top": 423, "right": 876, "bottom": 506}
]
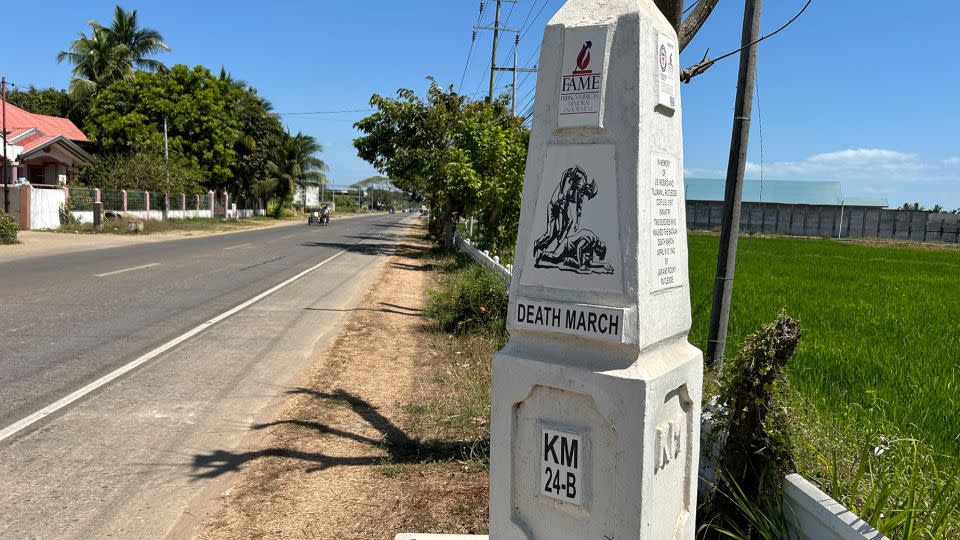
[{"left": 458, "top": 1, "right": 487, "bottom": 92}]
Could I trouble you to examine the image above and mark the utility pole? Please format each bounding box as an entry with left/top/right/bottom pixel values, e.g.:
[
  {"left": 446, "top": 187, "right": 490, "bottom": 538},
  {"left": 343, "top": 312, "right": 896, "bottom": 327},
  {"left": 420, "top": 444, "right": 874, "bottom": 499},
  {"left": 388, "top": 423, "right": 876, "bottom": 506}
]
[
  {"left": 493, "top": 35, "right": 537, "bottom": 114},
  {"left": 2, "top": 77, "right": 8, "bottom": 214},
  {"left": 162, "top": 116, "right": 170, "bottom": 220},
  {"left": 705, "top": 0, "right": 763, "bottom": 369},
  {"left": 512, "top": 48, "right": 517, "bottom": 114},
  {"left": 475, "top": 0, "right": 518, "bottom": 103}
]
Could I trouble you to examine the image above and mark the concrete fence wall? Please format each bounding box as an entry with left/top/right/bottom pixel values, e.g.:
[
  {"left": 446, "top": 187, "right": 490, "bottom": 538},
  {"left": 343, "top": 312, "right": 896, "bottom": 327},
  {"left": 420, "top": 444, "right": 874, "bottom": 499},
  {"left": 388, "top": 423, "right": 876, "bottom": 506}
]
[
  {"left": 30, "top": 187, "right": 66, "bottom": 230},
  {"left": 8, "top": 185, "right": 264, "bottom": 230},
  {"left": 784, "top": 474, "right": 887, "bottom": 540},
  {"left": 3, "top": 185, "right": 24, "bottom": 227},
  {"left": 452, "top": 232, "right": 886, "bottom": 540},
  {"left": 686, "top": 200, "right": 959, "bottom": 243},
  {"left": 454, "top": 235, "right": 513, "bottom": 285}
]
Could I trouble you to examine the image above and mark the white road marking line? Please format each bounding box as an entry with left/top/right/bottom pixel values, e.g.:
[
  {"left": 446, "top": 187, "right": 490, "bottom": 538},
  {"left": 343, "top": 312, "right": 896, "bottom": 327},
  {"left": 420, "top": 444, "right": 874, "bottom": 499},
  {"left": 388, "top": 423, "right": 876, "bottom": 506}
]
[
  {"left": 276, "top": 234, "right": 297, "bottom": 240},
  {"left": 95, "top": 263, "right": 160, "bottom": 277},
  {"left": 0, "top": 245, "right": 358, "bottom": 444},
  {"left": 223, "top": 243, "right": 252, "bottom": 250}
]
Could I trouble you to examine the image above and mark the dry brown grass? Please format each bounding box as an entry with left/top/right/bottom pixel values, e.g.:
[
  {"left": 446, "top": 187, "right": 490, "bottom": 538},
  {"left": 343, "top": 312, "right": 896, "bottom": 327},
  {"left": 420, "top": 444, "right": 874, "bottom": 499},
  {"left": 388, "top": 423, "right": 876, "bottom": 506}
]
[{"left": 193, "top": 223, "right": 489, "bottom": 540}]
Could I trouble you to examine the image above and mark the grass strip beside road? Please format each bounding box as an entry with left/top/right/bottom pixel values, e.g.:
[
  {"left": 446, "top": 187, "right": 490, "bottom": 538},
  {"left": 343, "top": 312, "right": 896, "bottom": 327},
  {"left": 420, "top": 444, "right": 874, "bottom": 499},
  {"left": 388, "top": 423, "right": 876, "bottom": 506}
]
[{"left": 59, "top": 215, "right": 296, "bottom": 235}]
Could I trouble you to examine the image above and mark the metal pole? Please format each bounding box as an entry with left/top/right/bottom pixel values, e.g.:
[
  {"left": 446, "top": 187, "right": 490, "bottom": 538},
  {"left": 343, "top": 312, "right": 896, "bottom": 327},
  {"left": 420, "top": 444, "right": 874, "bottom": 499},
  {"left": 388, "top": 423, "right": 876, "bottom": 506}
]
[
  {"left": 163, "top": 117, "right": 170, "bottom": 220},
  {"left": 2, "top": 77, "right": 8, "bottom": 214},
  {"left": 705, "top": 0, "right": 762, "bottom": 369},
  {"left": 488, "top": 0, "right": 501, "bottom": 102},
  {"left": 512, "top": 48, "right": 518, "bottom": 115},
  {"left": 837, "top": 200, "right": 844, "bottom": 239}
]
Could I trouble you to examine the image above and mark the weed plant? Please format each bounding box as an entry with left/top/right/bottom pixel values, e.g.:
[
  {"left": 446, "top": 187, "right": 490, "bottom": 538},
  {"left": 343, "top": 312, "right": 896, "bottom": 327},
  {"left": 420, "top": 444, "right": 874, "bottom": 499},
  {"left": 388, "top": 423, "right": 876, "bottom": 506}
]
[{"left": 423, "top": 252, "right": 509, "bottom": 339}]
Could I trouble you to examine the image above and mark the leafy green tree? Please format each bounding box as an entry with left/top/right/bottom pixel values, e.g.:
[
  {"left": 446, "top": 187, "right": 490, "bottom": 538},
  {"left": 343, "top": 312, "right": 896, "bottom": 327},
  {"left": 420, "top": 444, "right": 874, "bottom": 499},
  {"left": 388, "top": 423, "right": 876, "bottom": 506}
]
[
  {"left": 7, "top": 86, "right": 72, "bottom": 119},
  {"left": 218, "top": 69, "right": 285, "bottom": 206},
  {"left": 76, "top": 146, "right": 203, "bottom": 194},
  {"left": 85, "top": 65, "right": 241, "bottom": 187},
  {"left": 354, "top": 79, "right": 528, "bottom": 253},
  {"left": 255, "top": 131, "right": 328, "bottom": 217},
  {"left": 57, "top": 5, "right": 169, "bottom": 101},
  {"left": 91, "top": 5, "right": 170, "bottom": 73}
]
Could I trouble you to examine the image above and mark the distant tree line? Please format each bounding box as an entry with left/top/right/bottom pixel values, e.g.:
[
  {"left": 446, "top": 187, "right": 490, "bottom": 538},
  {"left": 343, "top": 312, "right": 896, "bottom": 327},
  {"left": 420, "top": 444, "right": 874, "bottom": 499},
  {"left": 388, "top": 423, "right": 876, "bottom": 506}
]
[
  {"left": 899, "top": 203, "right": 960, "bottom": 214},
  {"left": 8, "top": 5, "right": 325, "bottom": 216}
]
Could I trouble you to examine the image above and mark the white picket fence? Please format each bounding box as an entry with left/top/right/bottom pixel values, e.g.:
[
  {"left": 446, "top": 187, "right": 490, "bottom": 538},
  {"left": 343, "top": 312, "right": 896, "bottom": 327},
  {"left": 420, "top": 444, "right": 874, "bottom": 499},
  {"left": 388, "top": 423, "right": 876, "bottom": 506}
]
[{"left": 453, "top": 233, "right": 887, "bottom": 540}]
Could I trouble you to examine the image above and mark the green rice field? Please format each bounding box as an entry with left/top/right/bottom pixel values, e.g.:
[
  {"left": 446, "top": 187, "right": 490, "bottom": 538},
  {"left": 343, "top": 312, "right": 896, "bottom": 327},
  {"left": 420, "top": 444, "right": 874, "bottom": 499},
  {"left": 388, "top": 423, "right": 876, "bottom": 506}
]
[{"left": 687, "top": 234, "right": 960, "bottom": 463}]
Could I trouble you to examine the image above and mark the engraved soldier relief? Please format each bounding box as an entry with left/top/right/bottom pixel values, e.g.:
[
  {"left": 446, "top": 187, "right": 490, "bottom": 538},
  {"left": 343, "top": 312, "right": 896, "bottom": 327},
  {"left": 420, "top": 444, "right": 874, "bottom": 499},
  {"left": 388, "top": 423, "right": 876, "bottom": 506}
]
[{"left": 532, "top": 165, "right": 613, "bottom": 275}]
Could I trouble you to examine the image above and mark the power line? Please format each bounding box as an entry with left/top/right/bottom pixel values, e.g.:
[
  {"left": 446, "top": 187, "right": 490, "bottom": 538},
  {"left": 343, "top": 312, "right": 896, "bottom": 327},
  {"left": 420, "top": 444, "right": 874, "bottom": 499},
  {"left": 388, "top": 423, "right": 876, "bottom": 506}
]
[
  {"left": 682, "top": 0, "right": 813, "bottom": 82},
  {"left": 683, "top": 0, "right": 701, "bottom": 15},
  {"left": 496, "top": 0, "right": 545, "bottom": 89},
  {"left": 279, "top": 108, "right": 374, "bottom": 116},
  {"left": 458, "top": 1, "right": 487, "bottom": 92},
  {"left": 493, "top": 0, "right": 519, "bottom": 88}
]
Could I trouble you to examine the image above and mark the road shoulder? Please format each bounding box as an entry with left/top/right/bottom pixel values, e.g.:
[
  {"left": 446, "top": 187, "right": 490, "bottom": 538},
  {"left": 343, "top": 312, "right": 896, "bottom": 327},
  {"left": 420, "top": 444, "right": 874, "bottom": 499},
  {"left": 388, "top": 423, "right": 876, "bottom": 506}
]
[{"left": 190, "top": 222, "right": 489, "bottom": 539}]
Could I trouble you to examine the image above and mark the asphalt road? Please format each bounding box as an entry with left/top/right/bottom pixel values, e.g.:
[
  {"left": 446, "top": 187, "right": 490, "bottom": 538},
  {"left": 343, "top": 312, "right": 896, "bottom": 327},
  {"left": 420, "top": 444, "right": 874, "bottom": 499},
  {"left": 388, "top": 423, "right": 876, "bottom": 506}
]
[{"left": 0, "top": 213, "right": 413, "bottom": 538}]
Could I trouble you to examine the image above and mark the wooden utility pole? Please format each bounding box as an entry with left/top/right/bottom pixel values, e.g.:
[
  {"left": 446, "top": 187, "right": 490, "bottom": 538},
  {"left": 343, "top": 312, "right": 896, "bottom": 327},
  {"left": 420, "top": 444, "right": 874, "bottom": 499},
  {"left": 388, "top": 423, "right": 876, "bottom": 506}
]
[
  {"left": 475, "top": 0, "right": 518, "bottom": 103},
  {"left": 2, "top": 77, "right": 8, "bottom": 214},
  {"left": 706, "top": 0, "right": 763, "bottom": 369},
  {"left": 654, "top": 0, "right": 683, "bottom": 33},
  {"left": 493, "top": 34, "right": 537, "bottom": 114}
]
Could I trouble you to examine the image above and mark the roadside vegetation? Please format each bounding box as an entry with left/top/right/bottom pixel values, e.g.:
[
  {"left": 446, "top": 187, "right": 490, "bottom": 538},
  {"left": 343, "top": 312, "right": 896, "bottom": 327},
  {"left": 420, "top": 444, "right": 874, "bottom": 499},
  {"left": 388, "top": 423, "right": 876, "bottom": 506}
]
[
  {"left": 354, "top": 80, "right": 528, "bottom": 256},
  {"left": 0, "top": 212, "right": 19, "bottom": 244}
]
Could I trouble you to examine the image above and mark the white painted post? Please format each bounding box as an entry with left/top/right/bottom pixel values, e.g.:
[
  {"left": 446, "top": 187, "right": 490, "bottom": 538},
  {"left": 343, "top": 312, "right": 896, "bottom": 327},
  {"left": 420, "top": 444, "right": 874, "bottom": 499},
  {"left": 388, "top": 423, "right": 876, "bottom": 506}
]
[
  {"left": 207, "top": 191, "right": 215, "bottom": 216},
  {"left": 121, "top": 189, "right": 127, "bottom": 212},
  {"left": 489, "top": 2, "right": 701, "bottom": 539}
]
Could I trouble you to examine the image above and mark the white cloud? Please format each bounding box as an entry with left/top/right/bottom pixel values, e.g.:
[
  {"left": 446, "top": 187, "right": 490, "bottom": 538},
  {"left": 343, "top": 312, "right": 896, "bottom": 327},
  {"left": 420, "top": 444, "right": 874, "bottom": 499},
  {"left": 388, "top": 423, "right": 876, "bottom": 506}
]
[
  {"left": 734, "top": 148, "right": 956, "bottom": 182},
  {"left": 943, "top": 156, "right": 960, "bottom": 165}
]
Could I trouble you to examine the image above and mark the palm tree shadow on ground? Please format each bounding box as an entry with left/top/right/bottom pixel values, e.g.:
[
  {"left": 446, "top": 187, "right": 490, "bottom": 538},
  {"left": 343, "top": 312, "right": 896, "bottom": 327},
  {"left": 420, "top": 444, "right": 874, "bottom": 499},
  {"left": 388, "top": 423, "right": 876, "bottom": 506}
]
[{"left": 189, "top": 388, "right": 485, "bottom": 480}]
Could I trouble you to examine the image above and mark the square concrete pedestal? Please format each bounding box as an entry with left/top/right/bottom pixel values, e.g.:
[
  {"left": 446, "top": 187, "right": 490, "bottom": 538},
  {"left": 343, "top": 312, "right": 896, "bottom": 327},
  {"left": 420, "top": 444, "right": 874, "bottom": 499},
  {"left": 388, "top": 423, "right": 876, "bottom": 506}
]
[{"left": 489, "top": 339, "right": 701, "bottom": 539}]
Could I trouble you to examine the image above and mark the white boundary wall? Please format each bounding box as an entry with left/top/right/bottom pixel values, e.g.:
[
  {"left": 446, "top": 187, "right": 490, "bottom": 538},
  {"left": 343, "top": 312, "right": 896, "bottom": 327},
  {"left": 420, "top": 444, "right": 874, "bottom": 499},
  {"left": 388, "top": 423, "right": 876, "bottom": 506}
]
[
  {"left": 454, "top": 235, "right": 512, "bottom": 285},
  {"left": 784, "top": 474, "right": 887, "bottom": 540},
  {"left": 30, "top": 188, "right": 65, "bottom": 230},
  {"left": 70, "top": 209, "right": 214, "bottom": 224},
  {"left": 451, "top": 234, "right": 886, "bottom": 540}
]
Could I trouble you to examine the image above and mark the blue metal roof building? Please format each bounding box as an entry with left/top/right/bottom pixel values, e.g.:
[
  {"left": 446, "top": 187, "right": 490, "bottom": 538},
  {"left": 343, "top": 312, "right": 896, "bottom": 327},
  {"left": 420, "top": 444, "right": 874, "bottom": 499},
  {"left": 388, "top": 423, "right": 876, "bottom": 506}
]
[{"left": 684, "top": 178, "right": 888, "bottom": 208}]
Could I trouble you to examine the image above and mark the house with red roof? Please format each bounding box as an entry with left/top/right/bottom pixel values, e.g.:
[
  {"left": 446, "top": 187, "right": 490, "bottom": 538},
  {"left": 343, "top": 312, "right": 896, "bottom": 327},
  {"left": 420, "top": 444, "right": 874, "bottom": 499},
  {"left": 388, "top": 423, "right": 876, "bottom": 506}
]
[{"left": 3, "top": 103, "right": 95, "bottom": 185}]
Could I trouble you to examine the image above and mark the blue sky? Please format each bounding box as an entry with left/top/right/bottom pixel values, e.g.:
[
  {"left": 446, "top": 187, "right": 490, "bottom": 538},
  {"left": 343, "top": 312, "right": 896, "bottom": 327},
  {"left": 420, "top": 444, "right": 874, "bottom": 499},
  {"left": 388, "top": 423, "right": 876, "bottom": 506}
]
[{"left": 7, "top": 1, "right": 959, "bottom": 208}]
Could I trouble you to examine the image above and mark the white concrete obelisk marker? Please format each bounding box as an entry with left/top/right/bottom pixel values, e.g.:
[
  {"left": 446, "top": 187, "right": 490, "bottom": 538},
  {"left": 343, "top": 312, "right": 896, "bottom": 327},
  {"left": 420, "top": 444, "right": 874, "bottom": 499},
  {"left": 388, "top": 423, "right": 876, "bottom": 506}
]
[{"left": 489, "top": 1, "right": 702, "bottom": 538}]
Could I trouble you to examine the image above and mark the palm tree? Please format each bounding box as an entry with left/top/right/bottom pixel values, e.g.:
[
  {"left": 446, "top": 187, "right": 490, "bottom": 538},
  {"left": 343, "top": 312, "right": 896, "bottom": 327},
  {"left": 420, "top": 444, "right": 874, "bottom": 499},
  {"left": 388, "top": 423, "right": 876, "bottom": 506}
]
[
  {"left": 57, "top": 6, "right": 169, "bottom": 100},
  {"left": 931, "top": 204, "right": 944, "bottom": 213},
  {"left": 91, "top": 6, "right": 170, "bottom": 74},
  {"left": 255, "top": 132, "right": 328, "bottom": 217},
  {"left": 56, "top": 27, "right": 128, "bottom": 101}
]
